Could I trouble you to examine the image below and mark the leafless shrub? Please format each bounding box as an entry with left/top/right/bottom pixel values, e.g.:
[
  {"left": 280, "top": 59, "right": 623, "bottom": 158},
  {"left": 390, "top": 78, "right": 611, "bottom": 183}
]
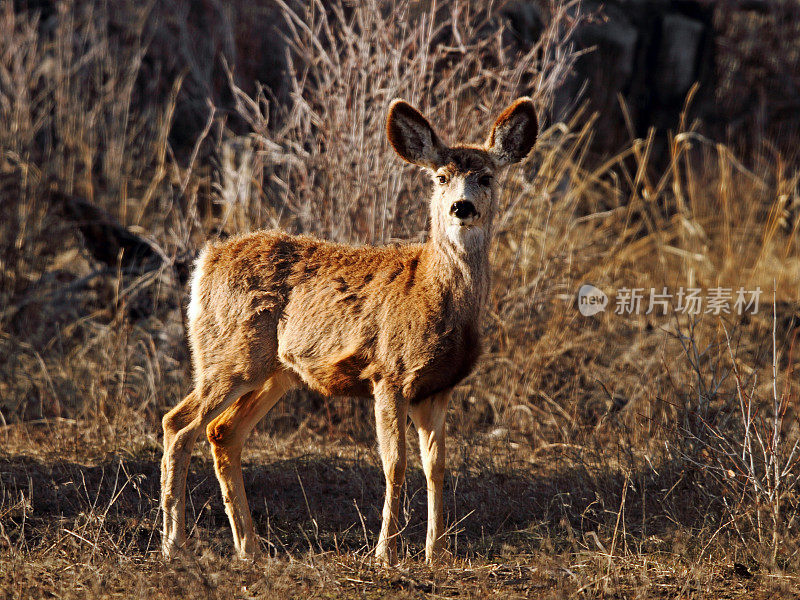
[
  {"left": 672, "top": 299, "right": 800, "bottom": 566},
  {"left": 232, "top": 0, "right": 581, "bottom": 243}
]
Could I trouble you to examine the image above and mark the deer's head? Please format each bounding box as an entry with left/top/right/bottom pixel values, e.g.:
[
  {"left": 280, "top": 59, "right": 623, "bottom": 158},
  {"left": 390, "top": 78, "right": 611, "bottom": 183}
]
[{"left": 387, "top": 97, "right": 538, "bottom": 250}]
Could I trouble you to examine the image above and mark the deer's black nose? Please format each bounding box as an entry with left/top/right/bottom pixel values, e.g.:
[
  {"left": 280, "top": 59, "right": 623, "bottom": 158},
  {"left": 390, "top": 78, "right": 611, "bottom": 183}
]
[{"left": 450, "top": 200, "right": 477, "bottom": 219}]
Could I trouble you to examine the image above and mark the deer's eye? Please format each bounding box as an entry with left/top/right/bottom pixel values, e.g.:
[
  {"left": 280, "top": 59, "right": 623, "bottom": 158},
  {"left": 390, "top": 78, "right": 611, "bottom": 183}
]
[
  {"left": 437, "top": 175, "right": 448, "bottom": 185},
  {"left": 479, "top": 174, "right": 493, "bottom": 186}
]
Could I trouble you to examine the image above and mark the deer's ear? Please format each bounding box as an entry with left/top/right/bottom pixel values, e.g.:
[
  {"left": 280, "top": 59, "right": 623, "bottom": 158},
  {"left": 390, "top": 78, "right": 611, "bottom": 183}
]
[
  {"left": 386, "top": 99, "right": 446, "bottom": 169},
  {"left": 485, "top": 97, "right": 538, "bottom": 167}
]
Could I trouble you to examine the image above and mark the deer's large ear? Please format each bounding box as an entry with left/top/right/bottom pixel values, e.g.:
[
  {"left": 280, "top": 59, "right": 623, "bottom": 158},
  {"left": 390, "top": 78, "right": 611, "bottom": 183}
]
[
  {"left": 386, "top": 99, "right": 446, "bottom": 169},
  {"left": 485, "top": 97, "right": 538, "bottom": 166}
]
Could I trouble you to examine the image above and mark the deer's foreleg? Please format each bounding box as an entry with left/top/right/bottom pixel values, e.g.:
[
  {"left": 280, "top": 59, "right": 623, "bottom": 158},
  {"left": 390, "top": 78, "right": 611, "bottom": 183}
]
[
  {"left": 409, "top": 390, "right": 449, "bottom": 563},
  {"left": 374, "top": 383, "right": 408, "bottom": 565}
]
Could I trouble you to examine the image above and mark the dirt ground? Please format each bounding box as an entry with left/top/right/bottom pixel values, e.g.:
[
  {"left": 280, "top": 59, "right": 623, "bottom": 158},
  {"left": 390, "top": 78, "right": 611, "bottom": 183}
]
[{"left": 1, "top": 422, "right": 795, "bottom": 599}]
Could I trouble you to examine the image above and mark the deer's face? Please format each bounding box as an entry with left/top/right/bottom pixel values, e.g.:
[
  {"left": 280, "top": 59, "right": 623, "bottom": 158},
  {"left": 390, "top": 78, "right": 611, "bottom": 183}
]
[
  {"left": 430, "top": 147, "right": 498, "bottom": 244},
  {"left": 386, "top": 97, "right": 538, "bottom": 249}
]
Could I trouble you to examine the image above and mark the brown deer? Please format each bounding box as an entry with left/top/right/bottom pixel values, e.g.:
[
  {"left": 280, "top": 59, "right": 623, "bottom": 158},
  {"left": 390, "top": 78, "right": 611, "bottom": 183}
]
[{"left": 160, "top": 97, "right": 538, "bottom": 564}]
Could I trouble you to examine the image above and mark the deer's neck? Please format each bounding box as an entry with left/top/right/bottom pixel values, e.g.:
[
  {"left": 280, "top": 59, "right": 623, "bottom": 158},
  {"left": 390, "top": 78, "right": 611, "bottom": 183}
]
[{"left": 422, "top": 223, "right": 491, "bottom": 313}]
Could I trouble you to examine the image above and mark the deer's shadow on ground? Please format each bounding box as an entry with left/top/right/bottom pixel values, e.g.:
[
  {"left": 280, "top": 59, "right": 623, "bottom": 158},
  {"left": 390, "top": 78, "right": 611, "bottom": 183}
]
[{"left": 0, "top": 447, "right": 704, "bottom": 557}]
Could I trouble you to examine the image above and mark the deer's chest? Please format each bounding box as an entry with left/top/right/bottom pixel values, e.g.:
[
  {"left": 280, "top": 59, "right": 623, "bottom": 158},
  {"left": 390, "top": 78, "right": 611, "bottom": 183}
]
[{"left": 392, "top": 312, "right": 483, "bottom": 403}]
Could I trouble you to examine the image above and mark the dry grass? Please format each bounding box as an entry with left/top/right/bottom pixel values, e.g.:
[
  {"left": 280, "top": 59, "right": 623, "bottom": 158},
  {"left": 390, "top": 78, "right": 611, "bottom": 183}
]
[{"left": 2, "top": 1, "right": 800, "bottom": 598}]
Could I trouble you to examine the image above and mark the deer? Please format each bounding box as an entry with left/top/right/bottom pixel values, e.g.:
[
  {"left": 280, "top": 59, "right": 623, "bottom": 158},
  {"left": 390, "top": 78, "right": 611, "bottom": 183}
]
[{"left": 160, "top": 96, "right": 538, "bottom": 565}]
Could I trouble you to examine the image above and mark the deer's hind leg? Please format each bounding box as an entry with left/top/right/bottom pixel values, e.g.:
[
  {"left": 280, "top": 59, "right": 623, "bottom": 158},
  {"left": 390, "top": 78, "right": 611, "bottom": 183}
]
[
  {"left": 161, "top": 376, "right": 260, "bottom": 559},
  {"left": 161, "top": 389, "right": 201, "bottom": 557},
  {"left": 206, "top": 371, "right": 297, "bottom": 558}
]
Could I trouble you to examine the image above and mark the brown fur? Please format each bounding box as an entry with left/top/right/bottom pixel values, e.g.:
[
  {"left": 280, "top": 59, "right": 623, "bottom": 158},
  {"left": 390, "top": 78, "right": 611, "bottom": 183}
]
[{"left": 160, "top": 97, "right": 538, "bottom": 564}]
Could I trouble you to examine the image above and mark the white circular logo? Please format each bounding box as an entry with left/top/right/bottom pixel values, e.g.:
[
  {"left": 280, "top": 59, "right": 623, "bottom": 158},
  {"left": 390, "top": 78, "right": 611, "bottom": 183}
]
[{"left": 577, "top": 284, "right": 608, "bottom": 316}]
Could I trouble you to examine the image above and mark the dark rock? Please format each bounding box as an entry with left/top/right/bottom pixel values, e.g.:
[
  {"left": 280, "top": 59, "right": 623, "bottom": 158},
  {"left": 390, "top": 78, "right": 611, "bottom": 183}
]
[{"left": 656, "top": 14, "right": 706, "bottom": 103}]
